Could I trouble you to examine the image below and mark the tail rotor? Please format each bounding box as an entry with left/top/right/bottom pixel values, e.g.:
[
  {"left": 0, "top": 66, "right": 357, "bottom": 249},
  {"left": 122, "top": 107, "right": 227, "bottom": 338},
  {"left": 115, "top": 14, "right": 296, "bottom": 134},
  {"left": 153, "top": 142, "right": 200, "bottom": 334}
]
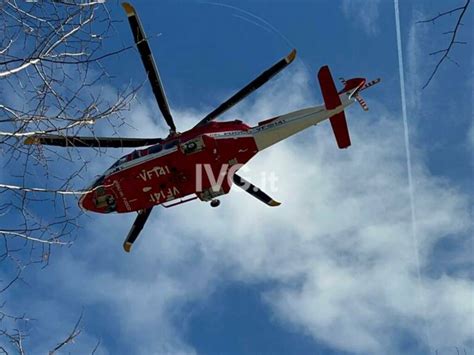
[{"left": 339, "top": 77, "right": 380, "bottom": 112}]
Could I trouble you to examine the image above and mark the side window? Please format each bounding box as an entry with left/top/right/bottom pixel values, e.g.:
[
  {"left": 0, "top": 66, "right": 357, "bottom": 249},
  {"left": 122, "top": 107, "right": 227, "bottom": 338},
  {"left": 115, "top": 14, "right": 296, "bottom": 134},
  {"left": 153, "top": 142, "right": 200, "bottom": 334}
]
[
  {"left": 138, "top": 148, "right": 149, "bottom": 157},
  {"left": 125, "top": 151, "right": 139, "bottom": 161},
  {"left": 164, "top": 140, "right": 178, "bottom": 150},
  {"left": 149, "top": 144, "right": 163, "bottom": 154}
]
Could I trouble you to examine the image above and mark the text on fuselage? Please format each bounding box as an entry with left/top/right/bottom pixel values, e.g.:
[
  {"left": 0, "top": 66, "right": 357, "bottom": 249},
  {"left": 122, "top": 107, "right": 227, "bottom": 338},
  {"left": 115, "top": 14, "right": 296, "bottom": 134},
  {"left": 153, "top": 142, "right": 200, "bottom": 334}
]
[
  {"left": 138, "top": 165, "right": 171, "bottom": 182},
  {"left": 149, "top": 186, "right": 180, "bottom": 203}
]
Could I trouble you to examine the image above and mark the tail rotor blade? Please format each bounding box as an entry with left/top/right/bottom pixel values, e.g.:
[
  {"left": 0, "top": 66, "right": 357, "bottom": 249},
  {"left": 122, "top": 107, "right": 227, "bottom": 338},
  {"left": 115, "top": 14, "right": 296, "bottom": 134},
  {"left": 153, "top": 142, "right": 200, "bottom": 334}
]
[
  {"left": 355, "top": 95, "right": 369, "bottom": 111},
  {"left": 122, "top": 2, "right": 176, "bottom": 133},
  {"left": 123, "top": 207, "right": 153, "bottom": 252},
  {"left": 360, "top": 78, "right": 381, "bottom": 92},
  {"left": 355, "top": 78, "right": 381, "bottom": 111}
]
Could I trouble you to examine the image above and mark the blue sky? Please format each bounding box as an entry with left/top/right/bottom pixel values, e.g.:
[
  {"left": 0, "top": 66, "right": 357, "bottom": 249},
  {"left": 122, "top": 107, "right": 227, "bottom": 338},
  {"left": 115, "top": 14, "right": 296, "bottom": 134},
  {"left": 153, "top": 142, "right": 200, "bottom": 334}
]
[{"left": 2, "top": 0, "right": 473, "bottom": 354}]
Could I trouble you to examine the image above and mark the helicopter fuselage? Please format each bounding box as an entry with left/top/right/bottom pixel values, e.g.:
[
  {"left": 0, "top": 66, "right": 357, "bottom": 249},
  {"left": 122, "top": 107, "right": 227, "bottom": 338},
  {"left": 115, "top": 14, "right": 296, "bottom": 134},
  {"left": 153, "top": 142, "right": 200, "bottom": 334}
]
[
  {"left": 79, "top": 95, "right": 354, "bottom": 214},
  {"left": 80, "top": 119, "right": 257, "bottom": 213}
]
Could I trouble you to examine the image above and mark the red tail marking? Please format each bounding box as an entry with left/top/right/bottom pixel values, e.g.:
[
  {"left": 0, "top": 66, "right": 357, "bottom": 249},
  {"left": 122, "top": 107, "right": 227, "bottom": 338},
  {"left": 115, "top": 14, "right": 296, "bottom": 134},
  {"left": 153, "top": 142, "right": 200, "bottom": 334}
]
[
  {"left": 318, "top": 66, "right": 342, "bottom": 110},
  {"left": 317, "top": 66, "right": 351, "bottom": 149},
  {"left": 329, "top": 112, "right": 351, "bottom": 149}
]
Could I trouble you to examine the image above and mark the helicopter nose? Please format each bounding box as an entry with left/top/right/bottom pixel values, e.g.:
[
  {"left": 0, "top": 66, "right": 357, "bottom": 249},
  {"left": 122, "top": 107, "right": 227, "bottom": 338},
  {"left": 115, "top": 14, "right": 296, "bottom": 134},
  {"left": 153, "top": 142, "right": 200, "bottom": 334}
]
[
  {"left": 78, "top": 190, "right": 97, "bottom": 212},
  {"left": 78, "top": 175, "right": 117, "bottom": 213}
]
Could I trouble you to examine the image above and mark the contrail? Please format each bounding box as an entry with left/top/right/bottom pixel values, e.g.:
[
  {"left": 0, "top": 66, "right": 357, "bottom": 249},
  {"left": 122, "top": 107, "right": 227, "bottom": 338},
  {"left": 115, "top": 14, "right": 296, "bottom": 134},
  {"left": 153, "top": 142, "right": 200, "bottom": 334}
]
[
  {"left": 393, "top": 0, "right": 432, "bottom": 352},
  {"left": 199, "top": 1, "right": 313, "bottom": 76},
  {"left": 199, "top": 1, "right": 294, "bottom": 48}
]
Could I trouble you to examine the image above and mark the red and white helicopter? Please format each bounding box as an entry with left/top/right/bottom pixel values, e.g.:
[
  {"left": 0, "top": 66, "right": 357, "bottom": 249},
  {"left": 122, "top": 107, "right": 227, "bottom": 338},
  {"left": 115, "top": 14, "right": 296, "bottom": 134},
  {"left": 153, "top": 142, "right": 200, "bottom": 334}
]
[{"left": 25, "top": 2, "right": 380, "bottom": 252}]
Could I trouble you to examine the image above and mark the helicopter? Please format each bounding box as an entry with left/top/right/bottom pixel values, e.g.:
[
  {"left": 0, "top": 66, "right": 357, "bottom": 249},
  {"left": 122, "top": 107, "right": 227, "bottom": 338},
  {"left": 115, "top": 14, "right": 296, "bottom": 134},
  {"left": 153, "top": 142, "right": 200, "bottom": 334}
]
[{"left": 24, "top": 2, "right": 380, "bottom": 252}]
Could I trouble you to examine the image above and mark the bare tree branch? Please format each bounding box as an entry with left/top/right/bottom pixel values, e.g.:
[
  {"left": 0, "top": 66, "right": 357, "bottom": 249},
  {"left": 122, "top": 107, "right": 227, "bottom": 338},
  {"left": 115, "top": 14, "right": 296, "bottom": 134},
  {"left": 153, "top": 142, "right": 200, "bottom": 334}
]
[
  {"left": 0, "top": 1, "right": 141, "bottom": 351},
  {"left": 417, "top": 0, "right": 471, "bottom": 89},
  {"left": 416, "top": 5, "right": 467, "bottom": 24},
  {"left": 48, "top": 312, "right": 83, "bottom": 355}
]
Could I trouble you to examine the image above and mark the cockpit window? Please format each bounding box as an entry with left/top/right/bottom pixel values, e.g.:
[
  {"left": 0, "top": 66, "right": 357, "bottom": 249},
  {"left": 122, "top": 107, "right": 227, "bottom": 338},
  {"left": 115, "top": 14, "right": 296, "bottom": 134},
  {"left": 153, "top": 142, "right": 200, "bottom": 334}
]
[
  {"left": 109, "top": 156, "right": 128, "bottom": 170},
  {"left": 91, "top": 175, "right": 105, "bottom": 188},
  {"left": 108, "top": 145, "right": 158, "bottom": 171},
  {"left": 109, "top": 160, "right": 120, "bottom": 169},
  {"left": 131, "top": 150, "right": 139, "bottom": 160}
]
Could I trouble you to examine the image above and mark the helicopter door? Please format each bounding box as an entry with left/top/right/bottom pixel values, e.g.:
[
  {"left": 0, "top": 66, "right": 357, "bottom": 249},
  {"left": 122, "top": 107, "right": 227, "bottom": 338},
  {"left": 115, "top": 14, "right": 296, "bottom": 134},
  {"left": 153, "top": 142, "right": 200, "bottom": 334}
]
[{"left": 200, "top": 135, "right": 220, "bottom": 160}]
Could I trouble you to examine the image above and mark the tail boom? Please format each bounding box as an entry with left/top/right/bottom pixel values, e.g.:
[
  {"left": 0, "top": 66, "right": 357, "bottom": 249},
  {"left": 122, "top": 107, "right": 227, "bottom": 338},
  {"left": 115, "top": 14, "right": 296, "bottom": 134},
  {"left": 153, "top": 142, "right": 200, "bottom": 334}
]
[{"left": 250, "top": 66, "right": 376, "bottom": 151}]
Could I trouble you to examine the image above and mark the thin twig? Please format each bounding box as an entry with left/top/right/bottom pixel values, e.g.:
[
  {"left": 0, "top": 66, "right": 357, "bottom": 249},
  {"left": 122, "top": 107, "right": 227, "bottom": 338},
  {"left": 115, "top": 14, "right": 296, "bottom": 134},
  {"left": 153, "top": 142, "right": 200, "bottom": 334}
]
[{"left": 417, "top": 0, "right": 471, "bottom": 89}]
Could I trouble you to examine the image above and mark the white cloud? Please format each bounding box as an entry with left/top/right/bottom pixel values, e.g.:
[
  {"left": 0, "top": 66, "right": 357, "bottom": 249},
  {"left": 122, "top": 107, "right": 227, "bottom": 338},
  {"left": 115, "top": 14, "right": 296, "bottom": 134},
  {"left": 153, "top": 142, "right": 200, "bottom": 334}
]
[
  {"left": 341, "top": 0, "right": 382, "bottom": 36},
  {"left": 163, "top": 107, "right": 472, "bottom": 353},
  {"left": 5, "top": 65, "right": 473, "bottom": 354}
]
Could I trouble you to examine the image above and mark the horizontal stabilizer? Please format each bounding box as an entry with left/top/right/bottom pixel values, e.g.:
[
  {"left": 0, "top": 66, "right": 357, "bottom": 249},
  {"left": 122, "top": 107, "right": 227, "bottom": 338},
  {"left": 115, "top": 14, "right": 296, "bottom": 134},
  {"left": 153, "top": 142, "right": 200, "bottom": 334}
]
[
  {"left": 329, "top": 111, "right": 351, "bottom": 149},
  {"left": 317, "top": 65, "right": 351, "bottom": 149}
]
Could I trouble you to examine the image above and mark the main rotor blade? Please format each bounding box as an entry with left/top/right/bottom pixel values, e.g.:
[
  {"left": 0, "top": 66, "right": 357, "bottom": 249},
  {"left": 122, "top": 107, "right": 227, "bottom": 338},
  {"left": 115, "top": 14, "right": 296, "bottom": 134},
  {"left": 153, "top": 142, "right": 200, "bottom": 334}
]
[
  {"left": 123, "top": 207, "right": 153, "bottom": 252},
  {"left": 122, "top": 2, "right": 176, "bottom": 133},
  {"left": 195, "top": 49, "right": 296, "bottom": 128},
  {"left": 24, "top": 134, "right": 163, "bottom": 148},
  {"left": 233, "top": 173, "right": 281, "bottom": 207}
]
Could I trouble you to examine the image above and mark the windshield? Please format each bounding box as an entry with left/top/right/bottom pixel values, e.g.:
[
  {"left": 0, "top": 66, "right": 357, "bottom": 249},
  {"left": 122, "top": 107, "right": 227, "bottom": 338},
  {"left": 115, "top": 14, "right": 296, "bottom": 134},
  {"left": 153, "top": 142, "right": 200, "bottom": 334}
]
[
  {"left": 108, "top": 144, "right": 162, "bottom": 171},
  {"left": 108, "top": 156, "right": 128, "bottom": 170}
]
